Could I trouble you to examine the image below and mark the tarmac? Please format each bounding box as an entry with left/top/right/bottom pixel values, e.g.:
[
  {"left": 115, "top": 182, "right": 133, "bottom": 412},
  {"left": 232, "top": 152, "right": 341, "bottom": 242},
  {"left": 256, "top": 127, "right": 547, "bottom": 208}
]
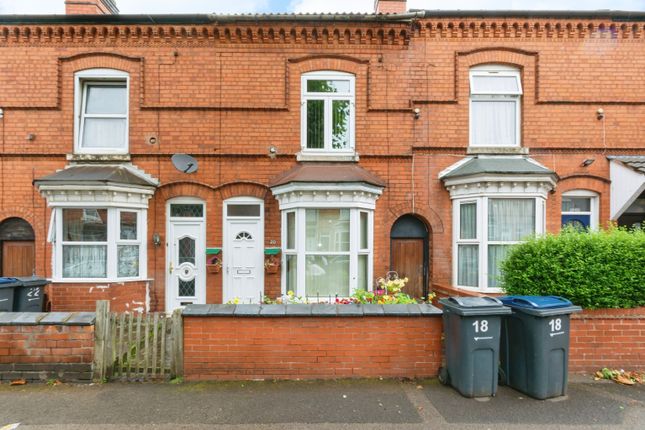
[{"left": 1, "top": 375, "right": 644, "bottom": 429}]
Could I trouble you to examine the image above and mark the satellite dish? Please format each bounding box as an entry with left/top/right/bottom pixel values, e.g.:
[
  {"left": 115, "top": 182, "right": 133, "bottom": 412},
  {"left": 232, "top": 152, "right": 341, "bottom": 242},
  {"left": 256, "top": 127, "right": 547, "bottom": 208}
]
[{"left": 171, "top": 154, "right": 198, "bottom": 174}]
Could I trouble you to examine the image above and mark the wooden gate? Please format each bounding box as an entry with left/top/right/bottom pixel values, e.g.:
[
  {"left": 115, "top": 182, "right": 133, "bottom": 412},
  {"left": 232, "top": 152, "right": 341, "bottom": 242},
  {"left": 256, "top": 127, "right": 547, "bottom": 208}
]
[{"left": 93, "top": 301, "right": 183, "bottom": 382}]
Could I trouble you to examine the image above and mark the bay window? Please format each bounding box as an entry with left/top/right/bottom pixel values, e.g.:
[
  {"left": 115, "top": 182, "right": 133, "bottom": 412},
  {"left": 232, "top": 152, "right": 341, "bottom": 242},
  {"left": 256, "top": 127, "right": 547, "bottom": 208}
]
[
  {"left": 454, "top": 196, "right": 544, "bottom": 291},
  {"left": 282, "top": 207, "right": 373, "bottom": 299},
  {"left": 53, "top": 207, "right": 145, "bottom": 281},
  {"left": 301, "top": 71, "right": 355, "bottom": 155}
]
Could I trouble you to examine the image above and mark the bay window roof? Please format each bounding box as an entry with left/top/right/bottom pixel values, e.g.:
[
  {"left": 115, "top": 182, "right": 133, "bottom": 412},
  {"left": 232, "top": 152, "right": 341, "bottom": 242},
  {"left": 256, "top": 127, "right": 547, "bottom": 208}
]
[
  {"left": 269, "top": 162, "right": 386, "bottom": 188},
  {"left": 441, "top": 157, "right": 556, "bottom": 179},
  {"left": 34, "top": 164, "right": 158, "bottom": 188}
]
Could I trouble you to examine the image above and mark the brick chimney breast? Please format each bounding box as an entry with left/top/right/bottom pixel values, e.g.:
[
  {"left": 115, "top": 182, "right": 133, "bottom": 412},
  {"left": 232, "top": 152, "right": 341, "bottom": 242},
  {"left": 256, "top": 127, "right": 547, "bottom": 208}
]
[
  {"left": 374, "top": 0, "right": 407, "bottom": 14},
  {"left": 65, "top": 0, "right": 119, "bottom": 15}
]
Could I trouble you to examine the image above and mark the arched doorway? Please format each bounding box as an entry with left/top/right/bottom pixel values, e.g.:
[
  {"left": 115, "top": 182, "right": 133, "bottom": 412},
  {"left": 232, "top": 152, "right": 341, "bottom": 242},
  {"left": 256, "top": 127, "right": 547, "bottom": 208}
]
[
  {"left": 390, "top": 215, "right": 429, "bottom": 298},
  {"left": 0, "top": 217, "right": 35, "bottom": 277}
]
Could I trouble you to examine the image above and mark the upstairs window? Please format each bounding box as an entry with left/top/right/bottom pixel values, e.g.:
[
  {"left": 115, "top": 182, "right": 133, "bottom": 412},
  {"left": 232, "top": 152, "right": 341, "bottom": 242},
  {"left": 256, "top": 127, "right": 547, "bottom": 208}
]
[
  {"left": 469, "top": 65, "right": 522, "bottom": 147},
  {"left": 561, "top": 190, "right": 599, "bottom": 230},
  {"left": 75, "top": 69, "right": 129, "bottom": 154},
  {"left": 301, "top": 71, "right": 355, "bottom": 154}
]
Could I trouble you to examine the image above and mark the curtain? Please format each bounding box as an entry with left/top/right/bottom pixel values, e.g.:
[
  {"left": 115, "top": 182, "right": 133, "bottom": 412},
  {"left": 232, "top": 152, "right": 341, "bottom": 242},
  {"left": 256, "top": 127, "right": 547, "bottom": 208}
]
[
  {"left": 63, "top": 245, "right": 107, "bottom": 278},
  {"left": 458, "top": 245, "right": 479, "bottom": 287},
  {"left": 285, "top": 255, "right": 297, "bottom": 292},
  {"left": 488, "top": 199, "right": 535, "bottom": 241},
  {"left": 82, "top": 118, "right": 126, "bottom": 149},
  {"left": 471, "top": 100, "right": 516, "bottom": 147},
  {"left": 357, "top": 255, "right": 368, "bottom": 290},
  {"left": 118, "top": 245, "right": 139, "bottom": 278},
  {"left": 488, "top": 244, "right": 510, "bottom": 289},
  {"left": 460, "top": 203, "right": 477, "bottom": 239},
  {"left": 305, "top": 255, "right": 350, "bottom": 298},
  {"left": 471, "top": 75, "right": 519, "bottom": 93}
]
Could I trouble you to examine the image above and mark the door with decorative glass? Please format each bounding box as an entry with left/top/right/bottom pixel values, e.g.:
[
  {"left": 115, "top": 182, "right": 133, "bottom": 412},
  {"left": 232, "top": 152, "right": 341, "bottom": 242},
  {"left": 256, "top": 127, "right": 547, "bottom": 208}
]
[{"left": 166, "top": 201, "right": 206, "bottom": 312}]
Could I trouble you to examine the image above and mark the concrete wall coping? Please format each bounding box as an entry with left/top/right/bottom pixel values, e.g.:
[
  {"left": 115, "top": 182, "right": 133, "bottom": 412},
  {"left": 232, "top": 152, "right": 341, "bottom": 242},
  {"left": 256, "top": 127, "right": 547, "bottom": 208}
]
[
  {"left": 183, "top": 303, "right": 443, "bottom": 317},
  {"left": 0, "top": 312, "right": 96, "bottom": 326}
]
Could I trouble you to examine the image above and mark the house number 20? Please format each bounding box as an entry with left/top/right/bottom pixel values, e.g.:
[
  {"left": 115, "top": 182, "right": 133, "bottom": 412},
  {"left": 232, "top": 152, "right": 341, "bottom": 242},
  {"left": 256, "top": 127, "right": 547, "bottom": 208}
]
[
  {"left": 549, "top": 318, "right": 562, "bottom": 332},
  {"left": 472, "top": 320, "right": 489, "bottom": 333}
]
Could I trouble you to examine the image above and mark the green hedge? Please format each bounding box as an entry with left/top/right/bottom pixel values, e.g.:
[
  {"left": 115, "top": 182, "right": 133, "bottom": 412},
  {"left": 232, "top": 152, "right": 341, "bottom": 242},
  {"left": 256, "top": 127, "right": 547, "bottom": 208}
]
[{"left": 500, "top": 227, "right": 645, "bottom": 309}]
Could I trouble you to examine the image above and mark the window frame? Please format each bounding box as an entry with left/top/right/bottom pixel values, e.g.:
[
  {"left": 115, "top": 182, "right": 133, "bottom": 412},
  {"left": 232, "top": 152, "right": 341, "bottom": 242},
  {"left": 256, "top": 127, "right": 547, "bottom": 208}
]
[
  {"left": 300, "top": 71, "right": 356, "bottom": 155},
  {"left": 453, "top": 195, "right": 545, "bottom": 292},
  {"left": 53, "top": 206, "right": 146, "bottom": 282},
  {"left": 561, "top": 190, "right": 599, "bottom": 230},
  {"left": 469, "top": 65, "right": 522, "bottom": 148},
  {"left": 281, "top": 206, "right": 373, "bottom": 299},
  {"left": 74, "top": 68, "right": 130, "bottom": 155}
]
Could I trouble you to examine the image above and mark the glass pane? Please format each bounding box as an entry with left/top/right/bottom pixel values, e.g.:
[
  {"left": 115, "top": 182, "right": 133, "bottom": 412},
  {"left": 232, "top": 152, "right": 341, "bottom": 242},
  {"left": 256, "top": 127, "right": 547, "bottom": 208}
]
[
  {"left": 457, "top": 245, "right": 478, "bottom": 287},
  {"left": 286, "top": 254, "right": 297, "bottom": 292},
  {"left": 63, "top": 245, "right": 107, "bottom": 278},
  {"left": 227, "top": 204, "right": 261, "bottom": 217},
  {"left": 460, "top": 203, "right": 477, "bottom": 239},
  {"left": 359, "top": 212, "right": 368, "bottom": 250},
  {"left": 471, "top": 75, "right": 520, "bottom": 94},
  {"left": 120, "top": 211, "right": 137, "bottom": 240},
  {"left": 306, "top": 209, "right": 350, "bottom": 252},
  {"left": 170, "top": 204, "right": 203, "bottom": 218},
  {"left": 235, "top": 231, "right": 253, "bottom": 241},
  {"left": 118, "top": 245, "right": 139, "bottom": 277},
  {"left": 286, "top": 212, "right": 295, "bottom": 250},
  {"left": 332, "top": 100, "right": 350, "bottom": 150},
  {"left": 562, "top": 214, "right": 591, "bottom": 229},
  {"left": 306, "top": 80, "right": 350, "bottom": 93},
  {"left": 471, "top": 100, "right": 516, "bottom": 147},
  {"left": 178, "top": 279, "right": 195, "bottom": 297},
  {"left": 562, "top": 197, "right": 591, "bottom": 213},
  {"left": 305, "top": 255, "right": 349, "bottom": 297},
  {"left": 306, "top": 100, "right": 325, "bottom": 149},
  {"left": 82, "top": 118, "right": 126, "bottom": 149},
  {"left": 85, "top": 84, "right": 127, "bottom": 114},
  {"left": 63, "top": 209, "right": 108, "bottom": 242},
  {"left": 178, "top": 237, "right": 196, "bottom": 265},
  {"left": 358, "top": 254, "right": 368, "bottom": 291},
  {"left": 488, "top": 244, "right": 511, "bottom": 289},
  {"left": 488, "top": 199, "right": 535, "bottom": 241}
]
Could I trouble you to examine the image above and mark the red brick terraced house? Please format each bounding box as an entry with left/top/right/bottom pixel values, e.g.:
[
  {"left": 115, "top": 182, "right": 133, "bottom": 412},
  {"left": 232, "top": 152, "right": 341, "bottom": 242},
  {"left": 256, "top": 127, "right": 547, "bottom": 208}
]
[{"left": 0, "top": 0, "right": 643, "bottom": 313}]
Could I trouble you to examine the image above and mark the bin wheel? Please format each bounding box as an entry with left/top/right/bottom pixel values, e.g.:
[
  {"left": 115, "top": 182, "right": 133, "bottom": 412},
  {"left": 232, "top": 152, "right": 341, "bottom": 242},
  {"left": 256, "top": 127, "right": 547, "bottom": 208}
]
[
  {"left": 438, "top": 367, "right": 450, "bottom": 385},
  {"left": 498, "top": 368, "right": 507, "bottom": 386}
]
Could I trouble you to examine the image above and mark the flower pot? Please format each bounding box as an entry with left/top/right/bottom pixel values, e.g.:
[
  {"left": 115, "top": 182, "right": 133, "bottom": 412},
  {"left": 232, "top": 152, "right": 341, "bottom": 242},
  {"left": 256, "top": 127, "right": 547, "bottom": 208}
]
[
  {"left": 207, "top": 264, "right": 221, "bottom": 274},
  {"left": 265, "top": 265, "right": 279, "bottom": 274}
]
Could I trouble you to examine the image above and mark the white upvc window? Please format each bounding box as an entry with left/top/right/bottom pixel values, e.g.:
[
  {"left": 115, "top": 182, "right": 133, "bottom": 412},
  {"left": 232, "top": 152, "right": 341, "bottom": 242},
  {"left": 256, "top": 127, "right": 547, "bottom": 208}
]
[
  {"left": 561, "top": 190, "right": 599, "bottom": 230},
  {"left": 74, "top": 69, "right": 129, "bottom": 154},
  {"left": 453, "top": 196, "right": 545, "bottom": 291},
  {"left": 282, "top": 207, "right": 373, "bottom": 299},
  {"left": 53, "top": 207, "right": 146, "bottom": 281},
  {"left": 469, "top": 65, "right": 522, "bottom": 148},
  {"left": 301, "top": 71, "right": 355, "bottom": 154}
]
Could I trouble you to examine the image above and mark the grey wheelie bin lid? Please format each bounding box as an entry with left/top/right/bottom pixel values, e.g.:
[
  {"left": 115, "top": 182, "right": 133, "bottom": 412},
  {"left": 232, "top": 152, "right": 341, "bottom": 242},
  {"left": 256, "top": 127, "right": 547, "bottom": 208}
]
[
  {"left": 499, "top": 296, "right": 581, "bottom": 316},
  {"left": 439, "top": 296, "right": 512, "bottom": 316},
  {"left": 0, "top": 277, "right": 20, "bottom": 287}
]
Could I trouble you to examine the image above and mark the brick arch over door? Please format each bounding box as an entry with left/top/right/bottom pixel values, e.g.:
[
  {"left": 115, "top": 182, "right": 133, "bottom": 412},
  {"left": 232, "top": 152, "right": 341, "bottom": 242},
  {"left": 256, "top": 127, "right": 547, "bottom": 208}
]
[{"left": 0, "top": 217, "right": 35, "bottom": 277}]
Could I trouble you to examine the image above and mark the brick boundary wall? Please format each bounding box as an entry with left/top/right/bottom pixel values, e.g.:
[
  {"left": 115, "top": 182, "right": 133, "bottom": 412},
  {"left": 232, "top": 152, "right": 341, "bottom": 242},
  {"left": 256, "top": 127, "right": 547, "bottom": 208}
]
[
  {"left": 0, "top": 312, "right": 95, "bottom": 382},
  {"left": 47, "top": 281, "right": 151, "bottom": 313},
  {"left": 183, "top": 304, "right": 443, "bottom": 381},
  {"left": 569, "top": 307, "right": 645, "bottom": 373}
]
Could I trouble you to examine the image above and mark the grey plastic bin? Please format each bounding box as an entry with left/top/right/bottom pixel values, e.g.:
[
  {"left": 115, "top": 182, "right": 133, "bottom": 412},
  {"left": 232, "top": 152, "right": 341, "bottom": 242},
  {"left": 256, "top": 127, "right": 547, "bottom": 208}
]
[
  {"left": 13, "top": 276, "right": 49, "bottom": 312},
  {"left": 439, "top": 296, "right": 512, "bottom": 398},
  {"left": 0, "top": 278, "right": 20, "bottom": 312},
  {"left": 500, "top": 296, "right": 582, "bottom": 400}
]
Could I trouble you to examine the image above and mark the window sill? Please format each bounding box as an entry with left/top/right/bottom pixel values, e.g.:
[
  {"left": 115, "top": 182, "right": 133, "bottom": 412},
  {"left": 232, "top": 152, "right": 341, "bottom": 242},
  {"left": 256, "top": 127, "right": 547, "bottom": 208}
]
[
  {"left": 296, "top": 151, "right": 359, "bottom": 162},
  {"left": 67, "top": 153, "right": 131, "bottom": 162},
  {"left": 467, "top": 146, "right": 528, "bottom": 155}
]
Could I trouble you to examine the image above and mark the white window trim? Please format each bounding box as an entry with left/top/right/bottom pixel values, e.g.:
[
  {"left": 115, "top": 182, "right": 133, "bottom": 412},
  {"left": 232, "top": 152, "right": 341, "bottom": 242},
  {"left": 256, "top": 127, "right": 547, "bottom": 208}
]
[
  {"left": 452, "top": 195, "right": 545, "bottom": 293},
  {"left": 74, "top": 68, "right": 130, "bottom": 155},
  {"left": 52, "top": 206, "right": 147, "bottom": 283},
  {"left": 281, "top": 206, "right": 373, "bottom": 299},
  {"left": 469, "top": 65, "right": 522, "bottom": 148},
  {"left": 300, "top": 70, "right": 356, "bottom": 156},
  {"left": 561, "top": 190, "right": 599, "bottom": 230}
]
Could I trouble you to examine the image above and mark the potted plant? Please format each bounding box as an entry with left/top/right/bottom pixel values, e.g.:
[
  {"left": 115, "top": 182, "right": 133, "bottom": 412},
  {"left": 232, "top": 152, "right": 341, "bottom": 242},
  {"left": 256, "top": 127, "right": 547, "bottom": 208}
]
[
  {"left": 264, "top": 256, "right": 280, "bottom": 274},
  {"left": 207, "top": 255, "right": 222, "bottom": 274}
]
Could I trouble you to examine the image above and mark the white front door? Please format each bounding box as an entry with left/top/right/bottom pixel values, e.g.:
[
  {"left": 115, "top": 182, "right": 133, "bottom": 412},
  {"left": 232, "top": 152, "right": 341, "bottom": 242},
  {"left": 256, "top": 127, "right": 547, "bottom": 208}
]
[
  {"left": 223, "top": 198, "right": 264, "bottom": 303},
  {"left": 166, "top": 201, "right": 206, "bottom": 312}
]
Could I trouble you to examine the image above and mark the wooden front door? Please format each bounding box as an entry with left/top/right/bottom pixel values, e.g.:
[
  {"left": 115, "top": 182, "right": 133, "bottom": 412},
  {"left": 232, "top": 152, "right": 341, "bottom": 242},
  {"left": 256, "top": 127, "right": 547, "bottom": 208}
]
[
  {"left": 391, "top": 238, "right": 425, "bottom": 298},
  {"left": 2, "top": 241, "right": 35, "bottom": 277}
]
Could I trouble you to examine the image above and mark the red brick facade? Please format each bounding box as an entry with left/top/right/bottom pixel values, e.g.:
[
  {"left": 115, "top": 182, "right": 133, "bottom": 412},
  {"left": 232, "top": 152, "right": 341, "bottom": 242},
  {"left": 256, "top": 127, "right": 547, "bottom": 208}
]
[{"left": 0, "top": 5, "right": 643, "bottom": 311}]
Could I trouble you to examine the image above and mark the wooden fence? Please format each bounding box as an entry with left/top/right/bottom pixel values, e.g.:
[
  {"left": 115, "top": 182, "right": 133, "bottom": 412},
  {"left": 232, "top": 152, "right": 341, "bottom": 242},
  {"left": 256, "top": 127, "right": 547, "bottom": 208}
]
[{"left": 93, "top": 301, "right": 183, "bottom": 382}]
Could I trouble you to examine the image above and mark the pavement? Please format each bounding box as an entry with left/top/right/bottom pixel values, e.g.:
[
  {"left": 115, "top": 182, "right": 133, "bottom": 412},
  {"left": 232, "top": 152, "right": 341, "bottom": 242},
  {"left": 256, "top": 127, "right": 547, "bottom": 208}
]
[{"left": 1, "top": 375, "right": 644, "bottom": 429}]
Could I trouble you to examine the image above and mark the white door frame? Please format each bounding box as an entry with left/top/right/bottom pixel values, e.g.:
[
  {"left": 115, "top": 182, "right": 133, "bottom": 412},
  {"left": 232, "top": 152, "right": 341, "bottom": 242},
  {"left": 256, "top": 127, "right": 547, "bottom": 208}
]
[
  {"left": 165, "top": 197, "right": 207, "bottom": 312},
  {"left": 222, "top": 196, "right": 264, "bottom": 303}
]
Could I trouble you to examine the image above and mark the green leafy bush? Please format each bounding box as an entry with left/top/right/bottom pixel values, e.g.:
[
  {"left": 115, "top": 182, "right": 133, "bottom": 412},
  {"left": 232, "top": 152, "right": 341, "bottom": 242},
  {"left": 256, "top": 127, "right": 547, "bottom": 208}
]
[{"left": 500, "top": 227, "right": 645, "bottom": 309}]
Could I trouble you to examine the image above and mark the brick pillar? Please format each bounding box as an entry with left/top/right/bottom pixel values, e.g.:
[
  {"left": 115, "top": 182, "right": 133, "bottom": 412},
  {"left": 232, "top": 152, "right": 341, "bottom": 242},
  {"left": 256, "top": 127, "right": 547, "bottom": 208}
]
[
  {"left": 374, "top": 0, "right": 407, "bottom": 14},
  {"left": 65, "top": 0, "right": 119, "bottom": 15}
]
